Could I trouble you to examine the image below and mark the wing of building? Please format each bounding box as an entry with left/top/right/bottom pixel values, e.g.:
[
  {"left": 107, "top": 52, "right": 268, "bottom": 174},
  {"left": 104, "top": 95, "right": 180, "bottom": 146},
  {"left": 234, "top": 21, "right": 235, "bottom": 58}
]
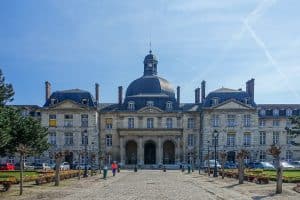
[{"left": 2, "top": 51, "right": 300, "bottom": 169}]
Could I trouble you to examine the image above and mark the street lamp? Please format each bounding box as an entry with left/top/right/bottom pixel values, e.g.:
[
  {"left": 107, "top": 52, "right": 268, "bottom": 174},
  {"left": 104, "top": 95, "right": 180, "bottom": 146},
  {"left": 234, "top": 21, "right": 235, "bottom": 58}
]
[
  {"left": 83, "top": 130, "right": 88, "bottom": 178},
  {"left": 213, "top": 129, "right": 219, "bottom": 177},
  {"left": 207, "top": 140, "right": 210, "bottom": 176}
]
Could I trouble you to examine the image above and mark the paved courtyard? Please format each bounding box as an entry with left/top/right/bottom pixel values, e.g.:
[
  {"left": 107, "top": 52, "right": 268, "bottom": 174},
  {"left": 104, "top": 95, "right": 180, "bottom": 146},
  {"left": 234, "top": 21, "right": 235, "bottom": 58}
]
[{"left": 2, "top": 170, "right": 300, "bottom": 200}]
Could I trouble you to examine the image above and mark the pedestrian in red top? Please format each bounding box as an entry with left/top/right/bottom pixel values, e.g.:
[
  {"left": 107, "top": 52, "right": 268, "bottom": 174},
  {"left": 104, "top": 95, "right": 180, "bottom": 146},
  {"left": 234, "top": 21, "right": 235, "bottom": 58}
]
[{"left": 111, "top": 161, "right": 118, "bottom": 176}]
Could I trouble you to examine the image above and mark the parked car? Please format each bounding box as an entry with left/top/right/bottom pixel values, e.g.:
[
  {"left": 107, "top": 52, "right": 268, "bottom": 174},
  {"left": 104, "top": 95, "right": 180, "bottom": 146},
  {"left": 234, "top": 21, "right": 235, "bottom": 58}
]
[
  {"left": 33, "top": 163, "right": 51, "bottom": 170},
  {"left": 15, "top": 162, "right": 35, "bottom": 170},
  {"left": 289, "top": 161, "right": 300, "bottom": 168},
  {"left": 280, "top": 161, "right": 295, "bottom": 169},
  {"left": 75, "top": 164, "right": 91, "bottom": 170},
  {"left": 203, "top": 160, "right": 221, "bottom": 169},
  {"left": 0, "top": 163, "right": 15, "bottom": 170},
  {"left": 60, "top": 162, "right": 70, "bottom": 170},
  {"left": 247, "top": 162, "right": 275, "bottom": 169},
  {"left": 224, "top": 162, "right": 237, "bottom": 169}
]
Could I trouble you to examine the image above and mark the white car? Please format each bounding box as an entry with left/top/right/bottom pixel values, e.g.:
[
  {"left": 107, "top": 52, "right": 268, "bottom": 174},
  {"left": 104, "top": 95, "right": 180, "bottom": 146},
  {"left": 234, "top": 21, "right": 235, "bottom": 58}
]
[
  {"left": 203, "top": 160, "right": 221, "bottom": 169},
  {"left": 60, "top": 162, "right": 70, "bottom": 170},
  {"left": 281, "top": 161, "right": 295, "bottom": 169}
]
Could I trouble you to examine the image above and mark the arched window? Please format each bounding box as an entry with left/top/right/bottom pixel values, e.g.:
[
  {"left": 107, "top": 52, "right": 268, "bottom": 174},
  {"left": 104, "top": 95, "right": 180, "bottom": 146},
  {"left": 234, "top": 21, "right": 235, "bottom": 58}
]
[
  {"left": 260, "top": 109, "right": 266, "bottom": 116},
  {"left": 166, "top": 101, "right": 173, "bottom": 110},
  {"left": 286, "top": 108, "right": 292, "bottom": 116},
  {"left": 128, "top": 101, "right": 135, "bottom": 110},
  {"left": 51, "top": 98, "right": 57, "bottom": 105},
  {"left": 273, "top": 109, "right": 279, "bottom": 116},
  {"left": 212, "top": 98, "right": 219, "bottom": 106},
  {"left": 81, "top": 98, "right": 88, "bottom": 105}
]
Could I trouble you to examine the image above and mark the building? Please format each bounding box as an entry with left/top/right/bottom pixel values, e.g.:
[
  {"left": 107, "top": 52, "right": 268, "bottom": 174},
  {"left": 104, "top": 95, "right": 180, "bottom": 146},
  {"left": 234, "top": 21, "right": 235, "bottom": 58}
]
[{"left": 1, "top": 50, "right": 300, "bottom": 167}]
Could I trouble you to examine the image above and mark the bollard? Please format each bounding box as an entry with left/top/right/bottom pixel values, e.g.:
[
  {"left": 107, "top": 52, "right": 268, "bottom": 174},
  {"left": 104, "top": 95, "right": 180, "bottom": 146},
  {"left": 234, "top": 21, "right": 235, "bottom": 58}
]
[
  {"left": 117, "top": 167, "right": 120, "bottom": 173},
  {"left": 182, "top": 165, "right": 185, "bottom": 172},
  {"left": 163, "top": 165, "right": 166, "bottom": 172},
  {"left": 103, "top": 166, "right": 108, "bottom": 179},
  {"left": 134, "top": 165, "right": 137, "bottom": 172},
  {"left": 188, "top": 165, "right": 191, "bottom": 174}
]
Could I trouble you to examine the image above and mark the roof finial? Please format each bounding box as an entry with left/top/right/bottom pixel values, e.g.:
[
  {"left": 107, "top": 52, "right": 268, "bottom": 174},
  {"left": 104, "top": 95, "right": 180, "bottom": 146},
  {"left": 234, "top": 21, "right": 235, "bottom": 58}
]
[{"left": 149, "top": 41, "right": 152, "bottom": 54}]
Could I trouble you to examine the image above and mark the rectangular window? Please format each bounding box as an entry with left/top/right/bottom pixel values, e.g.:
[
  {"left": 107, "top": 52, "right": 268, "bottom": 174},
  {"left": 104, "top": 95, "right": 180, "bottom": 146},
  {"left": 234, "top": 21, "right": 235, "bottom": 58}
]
[
  {"left": 227, "top": 133, "right": 236, "bottom": 147},
  {"left": 105, "top": 118, "right": 113, "bottom": 129},
  {"left": 259, "top": 119, "right": 265, "bottom": 127},
  {"left": 81, "top": 132, "right": 88, "bottom": 145},
  {"left": 147, "top": 118, "right": 154, "bottom": 128},
  {"left": 81, "top": 114, "right": 88, "bottom": 127},
  {"left": 64, "top": 114, "right": 73, "bottom": 127},
  {"left": 49, "top": 114, "right": 57, "bottom": 127},
  {"left": 106, "top": 135, "right": 112, "bottom": 147},
  {"left": 212, "top": 115, "right": 219, "bottom": 127},
  {"left": 243, "top": 115, "right": 251, "bottom": 127},
  {"left": 188, "top": 134, "right": 195, "bottom": 146},
  {"left": 243, "top": 133, "right": 251, "bottom": 146},
  {"left": 287, "top": 133, "right": 293, "bottom": 145},
  {"left": 49, "top": 132, "right": 56, "bottom": 145},
  {"left": 273, "top": 131, "right": 279, "bottom": 145},
  {"left": 259, "top": 151, "right": 266, "bottom": 161},
  {"left": 128, "top": 118, "right": 134, "bottom": 128},
  {"left": 64, "top": 132, "right": 73, "bottom": 145},
  {"left": 8, "top": 156, "right": 15, "bottom": 164},
  {"left": 227, "top": 115, "right": 235, "bottom": 127},
  {"left": 187, "top": 118, "right": 195, "bottom": 129},
  {"left": 286, "top": 151, "right": 292, "bottom": 162},
  {"left": 259, "top": 131, "right": 266, "bottom": 145},
  {"left": 273, "top": 120, "right": 280, "bottom": 127},
  {"left": 166, "top": 118, "right": 173, "bottom": 128}
]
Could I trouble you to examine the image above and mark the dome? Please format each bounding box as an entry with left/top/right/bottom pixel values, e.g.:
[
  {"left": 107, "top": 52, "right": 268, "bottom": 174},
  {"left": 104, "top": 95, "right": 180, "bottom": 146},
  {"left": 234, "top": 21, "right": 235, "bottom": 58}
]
[{"left": 126, "top": 75, "right": 175, "bottom": 98}]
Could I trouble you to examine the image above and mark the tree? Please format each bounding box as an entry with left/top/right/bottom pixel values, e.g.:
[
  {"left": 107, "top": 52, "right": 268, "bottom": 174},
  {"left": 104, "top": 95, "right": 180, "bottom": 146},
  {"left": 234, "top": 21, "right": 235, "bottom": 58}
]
[
  {"left": 268, "top": 145, "right": 282, "bottom": 194},
  {"left": 286, "top": 116, "right": 300, "bottom": 146},
  {"left": 5, "top": 116, "right": 50, "bottom": 195},
  {"left": 0, "top": 69, "right": 14, "bottom": 107},
  {"left": 219, "top": 151, "right": 227, "bottom": 179},
  {"left": 236, "top": 149, "right": 249, "bottom": 184}
]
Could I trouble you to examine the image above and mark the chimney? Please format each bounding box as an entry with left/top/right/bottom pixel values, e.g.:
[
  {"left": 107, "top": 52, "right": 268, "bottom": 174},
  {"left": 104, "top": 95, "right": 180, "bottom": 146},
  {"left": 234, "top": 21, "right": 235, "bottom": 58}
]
[
  {"left": 246, "top": 78, "right": 255, "bottom": 102},
  {"left": 177, "top": 86, "right": 180, "bottom": 105},
  {"left": 95, "top": 83, "right": 99, "bottom": 104},
  {"left": 45, "top": 81, "right": 51, "bottom": 102},
  {"left": 201, "top": 80, "right": 206, "bottom": 103},
  {"left": 118, "top": 86, "right": 123, "bottom": 105},
  {"left": 195, "top": 87, "right": 200, "bottom": 104}
]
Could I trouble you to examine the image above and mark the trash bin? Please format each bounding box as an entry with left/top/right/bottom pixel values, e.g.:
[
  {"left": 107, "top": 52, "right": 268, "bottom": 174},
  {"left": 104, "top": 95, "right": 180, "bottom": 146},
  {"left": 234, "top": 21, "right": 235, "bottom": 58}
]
[{"left": 103, "top": 166, "right": 108, "bottom": 179}]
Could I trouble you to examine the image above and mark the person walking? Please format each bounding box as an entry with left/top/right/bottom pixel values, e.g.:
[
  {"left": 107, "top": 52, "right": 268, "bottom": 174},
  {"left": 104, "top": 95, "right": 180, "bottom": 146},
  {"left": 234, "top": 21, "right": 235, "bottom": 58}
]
[{"left": 111, "top": 161, "right": 118, "bottom": 176}]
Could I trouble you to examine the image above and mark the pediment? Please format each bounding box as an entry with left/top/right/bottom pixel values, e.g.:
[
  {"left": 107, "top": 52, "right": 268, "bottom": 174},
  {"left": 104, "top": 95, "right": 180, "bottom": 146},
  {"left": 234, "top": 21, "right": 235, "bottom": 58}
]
[
  {"left": 213, "top": 100, "right": 253, "bottom": 110},
  {"left": 137, "top": 106, "right": 163, "bottom": 113},
  {"left": 50, "top": 100, "right": 85, "bottom": 110}
]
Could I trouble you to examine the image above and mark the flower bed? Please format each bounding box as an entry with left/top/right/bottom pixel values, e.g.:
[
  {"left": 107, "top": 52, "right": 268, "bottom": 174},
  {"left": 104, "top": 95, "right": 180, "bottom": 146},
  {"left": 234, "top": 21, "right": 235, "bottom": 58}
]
[{"left": 35, "top": 170, "right": 82, "bottom": 185}]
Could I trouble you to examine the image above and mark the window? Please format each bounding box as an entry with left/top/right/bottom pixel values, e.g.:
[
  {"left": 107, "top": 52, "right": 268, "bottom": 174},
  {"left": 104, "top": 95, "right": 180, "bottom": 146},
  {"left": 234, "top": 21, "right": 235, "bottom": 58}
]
[
  {"left": 166, "top": 101, "right": 173, "bottom": 110},
  {"left": 49, "top": 132, "right": 56, "bottom": 145},
  {"left": 64, "top": 114, "right": 73, "bottom": 127},
  {"left": 212, "top": 98, "right": 219, "bottom": 106},
  {"left": 212, "top": 115, "right": 219, "bottom": 127},
  {"left": 244, "top": 98, "right": 250, "bottom": 104},
  {"left": 273, "top": 131, "right": 279, "bottom": 145},
  {"left": 259, "top": 131, "right": 266, "bottom": 145},
  {"left": 187, "top": 118, "right": 195, "bottom": 129},
  {"left": 286, "top": 151, "right": 292, "bottom": 162},
  {"left": 34, "top": 157, "right": 41, "bottom": 164},
  {"left": 49, "top": 114, "right": 57, "bottom": 127},
  {"left": 227, "top": 133, "right": 236, "bottom": 147},
  {"left": 273, "top": 109, "right": 279, "bottom": 116},
  {"left": 8, "top": 156, "right": 15, "bottom": 164},
  {"left": 227, "top": 115, "right": 236, "bottom": 127},
  {"left": 128, "top": 101, "right": 135, "bottom": 110},
  {"left": 259, "top": 119, "right": 265, "bottom": 127},
  {"left": 105, "top": 118, "right": 113, "bottom": 129},
  {"left": 188, "top": 134, "right": 195, "bottom": 147},
  {"left": 273, "top": 120, "right": 280, "bottom": 127},
  {"left": 81, "top": 114, "right": 88, "bottom": 127},
  {"left": 243, "top": 133, "right": 251, "bottom": 146},
  {"left": 166, "top": 118, "right": 173, "bottom": 128},
  {"left": 128, "top": 118, "right": 134, "bottom": 128},
  {"left": 64, "top": 133, "right": 73, "bottom": 145},
  {"left": 147, "top": 101, "right": 154, "bottom": 107},
  {"left": 259, "top": 151, "right": 266, "bottom": 161},
  {"left": 147, "top": 118, "right": 154, "bottom": 128},
  {"left": 81, "top": 98, "right": 88, "bottom": 105},
  {"left": 260, "top": 109, "right": 266, "bottom": 116},
  {"left": 287, "top": 133, "right": 293, "bottom": 145},
  {"left": 106, "top": 135, "right": 112, "bottom": 147},
  {"left": 81, "top": 132, "right": 88, "bottom": 145},
  {"left": 286, "top": 120, "right": 292, "bottom": 128},
  {"left": 50, "top": 98, "right": 57, "bottom": 105},
  {"left": 286, "top": 109, "right": 292, "bottom": 116},
  {"left": 243, "top": 115, "right": 251, "bottom": 127}
]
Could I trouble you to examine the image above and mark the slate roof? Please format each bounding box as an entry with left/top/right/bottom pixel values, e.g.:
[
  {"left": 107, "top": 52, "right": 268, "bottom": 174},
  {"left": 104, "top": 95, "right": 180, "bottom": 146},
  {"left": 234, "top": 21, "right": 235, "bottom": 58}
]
[
  {"left": 43, "top": 89, "right": 96, "bottom": 107},
  {"left": 257, "top": 104, "right": 300, "bottom": 117}
]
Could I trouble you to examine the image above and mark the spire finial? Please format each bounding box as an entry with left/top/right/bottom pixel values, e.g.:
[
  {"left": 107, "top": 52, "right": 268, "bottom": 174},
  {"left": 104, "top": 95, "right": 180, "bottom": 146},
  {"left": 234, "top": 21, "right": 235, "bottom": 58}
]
[{"left": 149, "top": 41, "right": 152, "bottom": 54}]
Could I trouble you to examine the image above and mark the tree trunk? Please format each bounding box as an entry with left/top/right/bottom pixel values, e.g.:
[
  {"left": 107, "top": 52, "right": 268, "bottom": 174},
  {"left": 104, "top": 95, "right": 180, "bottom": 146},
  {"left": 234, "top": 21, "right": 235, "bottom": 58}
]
[
  {"left": 221, "top": 163, "right": 225, "bottom": 179},
  {"left": 19, "top": 154, "right": 24, "bottom": 195},
  {"left": 276, "top": 158, "right": 283, "bottom": 194},
  {"left": 54, "top": 158, "right": 60, "bottom": 186},
  {"left": 238, "top": 158, "right": 244, "bottom": 184},
  {"left": 78, "top": 153, "right": 81, "bottom": 180}
]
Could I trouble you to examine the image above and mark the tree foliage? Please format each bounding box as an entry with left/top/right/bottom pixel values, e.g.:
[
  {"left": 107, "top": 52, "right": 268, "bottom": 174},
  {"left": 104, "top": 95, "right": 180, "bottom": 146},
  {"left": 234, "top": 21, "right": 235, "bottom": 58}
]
[
  {"left": 0, "top": 69, "right": 14, "bottom": 107},
  {"left": 286, "top": 116, "right": 300, "bottom": 146}
]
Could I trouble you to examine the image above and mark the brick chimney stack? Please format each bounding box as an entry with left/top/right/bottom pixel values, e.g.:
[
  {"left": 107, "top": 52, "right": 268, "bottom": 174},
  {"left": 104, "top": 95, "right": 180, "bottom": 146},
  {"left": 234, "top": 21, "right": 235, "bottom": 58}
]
[
  {"left": 118, "top": 86, "right": 123, "bottom": 105},
  {"left": 201, "top": 80, "right": 206, "bottom": 103},
  {"left": 195, "top": 87, "right": 200, "bottom": 104},
  {"left": 95, "top": 83, "right": 99, "bottom": 104},
  {"left": 45, "top": 81, "right": 51, "bottom": 102},
  {"left": 246, "top": 78, "right": 255, "bottom": 102},
  {"left": 177, "top": 86, "right": 180, "bottom": 106}
]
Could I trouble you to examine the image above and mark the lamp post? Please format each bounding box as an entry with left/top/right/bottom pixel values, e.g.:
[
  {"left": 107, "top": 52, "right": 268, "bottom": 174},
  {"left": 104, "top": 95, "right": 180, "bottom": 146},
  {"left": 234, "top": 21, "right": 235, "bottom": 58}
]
[
  {"left": 83, "top": 130, "right": 88, "bottom": 178},
  {"left": 213, "top": 129, "right": 219, "bottom": 177},
  {"left": 207, "top": 140, "right": 210, "bottom": 176}
]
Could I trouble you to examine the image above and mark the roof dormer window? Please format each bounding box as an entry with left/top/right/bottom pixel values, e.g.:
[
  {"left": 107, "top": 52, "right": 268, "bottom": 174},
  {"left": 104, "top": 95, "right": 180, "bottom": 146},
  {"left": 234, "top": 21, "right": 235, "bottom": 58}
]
[
  {"left": 51, "top": 98, "right": 57, "bottom": 105},
  {"left": 273, "top": 109, "right": 279, "bottom": 116},
  {"left": 82, "top": 98, "right": 88, "bottom": 105},
  {"left": 286, "top": 108, "right": 292, "bottom": 117},
  {"left": 260, "top": 109, "right": 266, "bottom": 116},
  {"left": 212, "top": 98, "right": 219, "bottom": 106},
  {"left": 166, "top": 101, "right": 173, "bottom": 110},
  {"left": 244, "top": 98, "right": 250, "bottom": 104},
  {"left": 128, "top": 101, "right": 135, "bottom": 110},
  {"left": 147, "top": 101, "right": 154, "bottom": 107}
]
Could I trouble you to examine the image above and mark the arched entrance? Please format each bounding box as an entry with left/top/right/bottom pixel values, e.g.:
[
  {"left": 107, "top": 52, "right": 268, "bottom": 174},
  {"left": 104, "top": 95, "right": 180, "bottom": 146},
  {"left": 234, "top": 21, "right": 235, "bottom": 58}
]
[
  {"left": 126, "top": 141, "right": 137, "bottom": 164},
  {"left": 227, "top": 151, "right": 235, "bottom": 163},
  {"left": 65, "top": 152, "right": 73, "bottom": 164},
  {"left": 144, "top": 141, "right": 156, "bottom": 164},
  {"left": 163, "top": 141, "right": 175, "bottom": 164}
]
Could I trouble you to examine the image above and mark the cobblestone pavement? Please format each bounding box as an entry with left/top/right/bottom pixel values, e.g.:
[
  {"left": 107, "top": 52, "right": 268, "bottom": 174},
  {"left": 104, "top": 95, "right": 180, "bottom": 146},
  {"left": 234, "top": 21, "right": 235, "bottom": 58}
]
[{"left": 2, "top": 170, "right": 300, "bottom": 200}]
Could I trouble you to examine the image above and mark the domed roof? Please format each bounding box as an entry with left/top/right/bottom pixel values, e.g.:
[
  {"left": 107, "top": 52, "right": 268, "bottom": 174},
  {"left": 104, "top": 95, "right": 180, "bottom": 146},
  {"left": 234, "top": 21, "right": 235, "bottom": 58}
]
[{"left": 126, "top": 75, "right": 175, "bottom": 98}]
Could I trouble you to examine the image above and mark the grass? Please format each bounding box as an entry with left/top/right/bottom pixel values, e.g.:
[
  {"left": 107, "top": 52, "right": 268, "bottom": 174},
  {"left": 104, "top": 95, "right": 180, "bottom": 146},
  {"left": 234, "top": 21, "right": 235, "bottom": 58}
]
[{"left": 0, "top": 171, "right": 39, "bottom": 181}]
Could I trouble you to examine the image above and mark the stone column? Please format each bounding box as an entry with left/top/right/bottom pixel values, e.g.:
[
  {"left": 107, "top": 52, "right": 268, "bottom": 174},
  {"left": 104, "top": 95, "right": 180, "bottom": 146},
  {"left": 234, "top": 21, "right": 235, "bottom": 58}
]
[
  {"left": 120, "top": 136, "right": 125, "bottom": 164},
  {"left": 138, "top": 136, "right": 144, "bottom": 165},
  {"left": 158, "top": 136, "right": 162, "bottom": 164},
  {"left": 176, "top": 137, "right": 180, "bottom": 162}
]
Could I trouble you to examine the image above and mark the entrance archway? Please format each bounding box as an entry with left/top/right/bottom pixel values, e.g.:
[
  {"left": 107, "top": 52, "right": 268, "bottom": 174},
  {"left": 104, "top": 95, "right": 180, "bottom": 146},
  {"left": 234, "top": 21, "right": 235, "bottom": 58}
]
[
  {"left": 227, "top": 151, "right": 235, "bottom": 163},
  {"left": 126, "top": 141, "right": 137, "bottom": 164},
  {"left": 163, "top": 141, "right": 175, "bottom": 164},
  {"left": 65, "top": 152, "right": 73, "bottom": 165},
  {"left": 144, "top": 141, "right": 156, "bottom": 164}
]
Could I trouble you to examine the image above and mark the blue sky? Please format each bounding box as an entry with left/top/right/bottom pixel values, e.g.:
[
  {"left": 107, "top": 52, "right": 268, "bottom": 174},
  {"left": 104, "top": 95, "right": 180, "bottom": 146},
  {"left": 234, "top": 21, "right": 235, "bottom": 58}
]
[{"left": 1, "top": 0, "right": 300, "bottom": 105}]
